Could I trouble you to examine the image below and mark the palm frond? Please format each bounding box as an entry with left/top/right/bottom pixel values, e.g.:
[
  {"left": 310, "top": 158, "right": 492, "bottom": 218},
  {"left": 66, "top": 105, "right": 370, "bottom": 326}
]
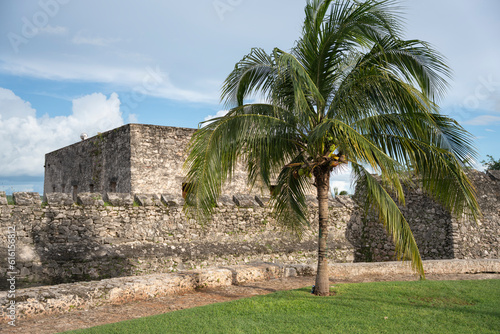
[
  {"left": 220, "top": 48, "right": 275, "bottom": 108},
  {"left": 271, "top": 154, "right": 314, "bottom": 235},
  {"left": 184, "top": 106, "right": 302, "bottom": 220}
]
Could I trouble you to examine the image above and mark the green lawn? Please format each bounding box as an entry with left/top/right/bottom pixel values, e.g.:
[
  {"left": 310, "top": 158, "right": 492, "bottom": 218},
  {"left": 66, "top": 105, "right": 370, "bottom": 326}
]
[{"left": 65, "top": 279, "right": 500, "bottom": 334}]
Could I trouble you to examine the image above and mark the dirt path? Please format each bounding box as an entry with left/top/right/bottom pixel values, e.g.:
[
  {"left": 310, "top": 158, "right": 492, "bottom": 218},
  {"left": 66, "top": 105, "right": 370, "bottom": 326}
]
[{"left": 4, "top": 273, "right": 500, "bottom": 334}]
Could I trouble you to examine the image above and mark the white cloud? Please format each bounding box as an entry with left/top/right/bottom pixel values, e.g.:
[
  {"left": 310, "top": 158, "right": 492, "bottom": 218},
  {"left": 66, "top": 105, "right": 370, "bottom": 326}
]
[
  {"left": 464, "top": 115, "right": 500, "bottom": 126},
  {"left": 331, "top": 180, "right": 351, "bottom": 194},
  {"left": 485, "top": 129, "right": 495, "bottom": 132},
  {"left": 0, "top": 88, "right": 36, "bottom": 119},
  {"left": 0, "top": 61, "right": 216, "bottom": 104},
  {"left": 39, "top": 24, "right": 68, "bottom": 35},
  {"left": 0, "top": 184, "right": 34, "bottom": 193},
  {"left": 127, "top": 113, "right": 138, "bottom": 123},
  {"left": 72, "top": 30, "right": 120, "bottom": 46},
  {"left": 204, "top": 109, "right": 229, "bottom": 122},
  {"left": 330, "top": 168, "right": 353, "bottom": 194},
  {"left": 0, "top": 89, "right": 124, "bottom": 177}
]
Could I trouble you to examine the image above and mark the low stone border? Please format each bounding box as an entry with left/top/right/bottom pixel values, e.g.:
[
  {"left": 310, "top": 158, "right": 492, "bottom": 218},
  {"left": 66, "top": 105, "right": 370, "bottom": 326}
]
[
  {"left": 1, "top": 259, "right": 498, "bottom": 322},
  {"left": 328, "top": 259, "right": 500, "bottom": 278}
]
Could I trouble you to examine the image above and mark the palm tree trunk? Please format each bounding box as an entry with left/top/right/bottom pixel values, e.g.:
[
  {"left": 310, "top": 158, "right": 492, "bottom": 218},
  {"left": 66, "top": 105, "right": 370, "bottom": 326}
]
[{"left": 314, "top": 166, "right": 330, "bottom": 296}]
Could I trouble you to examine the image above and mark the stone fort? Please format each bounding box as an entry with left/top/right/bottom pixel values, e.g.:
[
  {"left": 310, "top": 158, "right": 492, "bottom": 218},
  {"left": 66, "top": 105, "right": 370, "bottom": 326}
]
[
  {"left": 43, "top": 123, "right": 259, "bottom": 199},
  {"left": 0, "top": 123, "right": 498, "bottom": 290}
]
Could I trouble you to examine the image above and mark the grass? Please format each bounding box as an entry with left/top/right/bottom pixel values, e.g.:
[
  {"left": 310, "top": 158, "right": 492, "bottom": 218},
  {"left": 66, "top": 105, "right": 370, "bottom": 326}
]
[
  {"left": 64, "top": 279, "right": 500, "bottom": 334},
  {"left": 6, "top": 195, "right": 14, "bottom": 205}
]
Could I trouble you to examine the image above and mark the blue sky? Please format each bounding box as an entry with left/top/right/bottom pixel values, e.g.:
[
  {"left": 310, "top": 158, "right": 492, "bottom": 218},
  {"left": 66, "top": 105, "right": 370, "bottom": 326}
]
[{"left": 0, "top": 0, "right": 499, "bottom": 195}]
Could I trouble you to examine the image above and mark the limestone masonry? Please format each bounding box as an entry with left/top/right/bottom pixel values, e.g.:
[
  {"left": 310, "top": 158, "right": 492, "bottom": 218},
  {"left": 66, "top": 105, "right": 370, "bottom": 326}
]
[{"left": 0, "top": 170, "right": 499, "bottom": 290}]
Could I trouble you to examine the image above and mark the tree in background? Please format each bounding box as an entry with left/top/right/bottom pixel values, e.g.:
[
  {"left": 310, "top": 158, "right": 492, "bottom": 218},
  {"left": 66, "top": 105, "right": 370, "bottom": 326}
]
[
  {"left": 481, "top": 155, "right": 500, "bottom": 170},
  {"left": 184, "top": 0, "right": 480, "bottom": 296},
  {"left": 333, "top": 187, "right": 349, "bottom": 196}
]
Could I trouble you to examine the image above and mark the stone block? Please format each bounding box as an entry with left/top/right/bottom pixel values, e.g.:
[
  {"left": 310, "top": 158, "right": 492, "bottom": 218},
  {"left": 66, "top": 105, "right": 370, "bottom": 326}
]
[
  {"left": 18, "top": 245, "right": 39, "bottom": 262},
  {"left": 217, "top": 195, "right": 235, "bottom": 206},
  {"left": 335, "top": 195, "right": 355, "bottom": 208},
  {"left": 487, "top": 170, "right": 500, "bottom": 181},
  {"left": 20, "top": 267, "right": 31, "bottom": 277},
  {"left": 161, "top": 194, "right": 185, "bottom": 207},
  {"left": 45, "top": 193, "right": 74, "bottom": 206},
  {"left": 105, "top": 193, "right": 134, "bottom": 206},
  {"left": 233, "top": 194, "right": 258, "bottom": 207},
  {"left": 134, "top": 194, "right": 161, "bottom": 206},
  {"left": 289, "top": 264, "right": 316, "bottom": 276},
  {"left": 0, "top": 191, "right": 7, "bottom": 205},
  {"left": 224, "top": 262, "right": 283, "bottom": 284},
  {"left": 305, "top": 195, "right": 318, "bottom": 207},
  {"left": 193, "top": 268, "right": 232, "bottom": 288},
  {"left": 13, "top": 192, "right": 42, "bottom": 206},
  {"left": 77, "top": 193, "right": 105, "bottom": 206},
  {"left": 284, "top": 267, "right": 297, "bottom": 277},
  {"left": 254, "top": 196, "right": 269, "bottom": 207}
]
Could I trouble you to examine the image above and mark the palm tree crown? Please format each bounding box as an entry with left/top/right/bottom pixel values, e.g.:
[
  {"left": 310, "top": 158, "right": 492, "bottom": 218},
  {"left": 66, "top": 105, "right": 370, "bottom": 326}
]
[{"left": 184, "top": 0, "right": 480, "bottom": 296}]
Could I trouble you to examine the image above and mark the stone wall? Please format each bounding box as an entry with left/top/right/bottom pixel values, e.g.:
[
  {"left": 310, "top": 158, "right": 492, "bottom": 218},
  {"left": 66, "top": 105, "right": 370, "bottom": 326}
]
[
  {"left": 128, "top": 124, "right": 260, "bottom": 196},
  {"left": 2, "top": 170, "right": 499, "bottom": 290},
  {"left": 355, "top": 170, "right": 499, "bottom": 262},
  {"left": 44, "top": 125, "right": 132, "bottom": 196},
  {"left": 451, "top": 170, "right": 500, "bottom": 259},
  {"left": 129, "top": 124, "right": 194, "bottom": 195},
  {"left": 0, "top": 191, "right": 357, "bottom": 290}
]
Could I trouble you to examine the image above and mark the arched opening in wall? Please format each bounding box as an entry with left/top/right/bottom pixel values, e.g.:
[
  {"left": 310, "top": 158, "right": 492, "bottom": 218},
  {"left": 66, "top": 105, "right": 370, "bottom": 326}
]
[
  {"left": 89, "top": 184, "right": 94, "bottom": 192},
  {"left": 61, "top": 184, "right": 65, "bottom": 193},
  {"left": 72, "top": 185, "right": 78, "bottom": 201},
  {"left": 182, "top": 183, "right": 192, "bottom": 199},
  {"left": 109, "top": 181, "right": 117, "bottom": 193},
  {"left": 52, "top": 185, "right": 56, "bottom": 192}
]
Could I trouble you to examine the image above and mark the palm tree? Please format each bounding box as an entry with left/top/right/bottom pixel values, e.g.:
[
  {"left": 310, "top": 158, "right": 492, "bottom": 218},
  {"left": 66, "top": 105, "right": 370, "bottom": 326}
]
[{"left": 183, "top": 0, "right": 480, "bottom": 296}]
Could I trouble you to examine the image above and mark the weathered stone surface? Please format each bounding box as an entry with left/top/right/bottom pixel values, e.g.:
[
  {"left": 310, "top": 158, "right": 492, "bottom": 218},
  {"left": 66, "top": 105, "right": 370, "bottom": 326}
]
[
  {"left": 105, "top": 192, "right": 134, "bottom": 206},
  {"left": 217, "top": 195, "right": 235, "bottom": 206},
  {"left": 288, "top": 264, "right": 316, "bottom": 276},
  {"left": 255, "top": 196, "right": 269, "bottom": 207},
  {"left": 161, "top": 194, "right": 185, "bottom": 207},
  {"left": 193, "top": 268, "right": 232, "bottom": 288},
  {"left": 352, "top": 170, "right": 500, "bottom": 263},
  {"left": 224, "top": 263, "right": 284, "bottom": 284},
  {"left": 17, "top": 245, "right": 40, "bottom": 262},
  {"left": 233, "top": 194, "right": 258, "bottom": 207},
  {"left": 134, "top": 194, "right": 161, "bottom": 206},
  {"left": 0, "top": 192, "right": 7, "bottom": 206},
  {"left": 305, "top": 195, "right": 318, "bottom": 207},
  {"left": 335, "top": 195, "right": 356, "bottom": 208},
  {"left": 76, "top": 193, "right": 104, "bottom": 206},
  {"left": 487, "top": 169, "right": 500, "bottom": 181},
  {"left": 13, "top": 192, "right": 41, "bottom": 206},
  {"left": 45, "top": 192, "right": 74, "bottom": 206},
  {"left": 328, "top": 259, "right": 500, "bottom": 278},
  {"left": 284, "top": 267, "right": 297, "bottom": 277}
]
